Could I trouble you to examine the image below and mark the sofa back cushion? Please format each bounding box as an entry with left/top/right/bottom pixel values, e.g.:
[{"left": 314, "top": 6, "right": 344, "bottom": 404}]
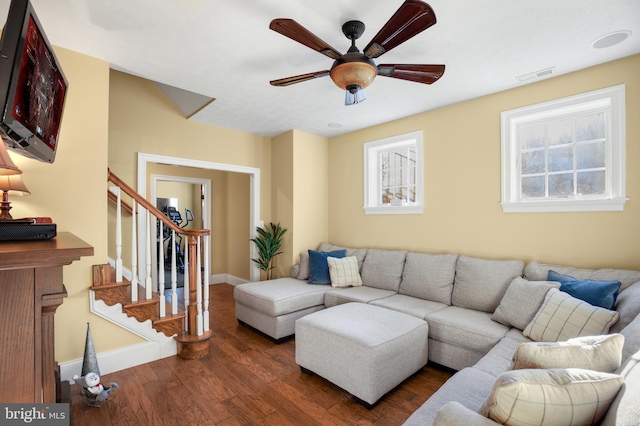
[
  {"left": 601, "top": 352, "right": 640, "bottom": 426},
  {"left": 318, "top": 243, "right": 368, "bottom": 271},
  {"left": 399, "top": 253, "right": 457, "bottom": 305},
  {"left": 452, "top": 256, "right": 524, "bottom": 313},
  {"left": 610, "top": 280, "right": 640, "bottom": 333},
  {"left": 525, "top": 261, "right": 640, "bottom": 292},
  {"left": 360, "top": 249, "right": 407, "bottom": 292}
]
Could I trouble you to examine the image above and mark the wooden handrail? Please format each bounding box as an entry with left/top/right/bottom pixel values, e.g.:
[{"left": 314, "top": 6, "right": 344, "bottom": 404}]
[
  {"left": 107, "top": 169, "right": 210, "bottom": 238},
  {"left": 107, "top": 168, "right": 213, "bottom": 358},
  {"left": 107, "top": 189, "right": 134, "bottom": 215}
]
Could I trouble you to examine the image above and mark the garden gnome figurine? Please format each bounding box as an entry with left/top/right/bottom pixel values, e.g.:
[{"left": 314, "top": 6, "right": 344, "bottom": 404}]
[{"left": 73, "top": 323, "right": 119, "bottom": 406}]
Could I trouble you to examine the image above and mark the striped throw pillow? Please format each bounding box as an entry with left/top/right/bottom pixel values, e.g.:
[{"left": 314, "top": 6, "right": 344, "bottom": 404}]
[
  {"left": 327, "top": 256, "right": 362, "bottom": 288},
  {"left": 481, "top": 368, "right": 623, "bottom": 426},
  {"left": 523, "top": 288, "right": 619, "bottom": 342}
]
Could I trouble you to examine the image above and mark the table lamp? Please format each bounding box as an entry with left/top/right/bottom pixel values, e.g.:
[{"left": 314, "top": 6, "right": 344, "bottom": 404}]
[{"left": 0, "top": 141, "right": 28, "bottom": 220}]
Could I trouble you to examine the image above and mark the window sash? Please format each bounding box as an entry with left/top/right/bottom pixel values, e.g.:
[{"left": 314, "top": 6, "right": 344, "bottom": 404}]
[{"left": 501, "top": 85, "right": 626, "bottom": 213}]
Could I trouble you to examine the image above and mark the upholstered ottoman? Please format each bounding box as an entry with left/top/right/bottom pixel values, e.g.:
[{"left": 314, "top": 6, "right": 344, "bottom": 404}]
[
  {"left": 234, "top": 278, "right": 333, "bottom": 341},
  {"left": 295, "top": 302, "right": 429, "bottom": 407}
]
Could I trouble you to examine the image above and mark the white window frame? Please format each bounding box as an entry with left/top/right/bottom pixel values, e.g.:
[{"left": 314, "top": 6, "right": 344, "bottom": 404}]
[
  {"left": 501, "top": 84, "right": 626, "bottom": 213},
  {"left": 364, "top": 130, "right": 423, "bottom": 215}
]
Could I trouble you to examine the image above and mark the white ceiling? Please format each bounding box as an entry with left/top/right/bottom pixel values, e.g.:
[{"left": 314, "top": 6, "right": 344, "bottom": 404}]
[{"left": 1, "top": 0, "right": 638, "bottom": 138}]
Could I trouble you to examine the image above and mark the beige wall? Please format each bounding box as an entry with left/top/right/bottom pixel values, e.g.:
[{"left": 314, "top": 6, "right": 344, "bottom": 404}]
[
  {"left": 328, "top": 54, "right": 640, "bottom": 271},
  {"left": 108, "top": 71, "right": 265, "bottom": 280},
  {"left": 9, "top": 47, "right": 144, "bottom": 362}
]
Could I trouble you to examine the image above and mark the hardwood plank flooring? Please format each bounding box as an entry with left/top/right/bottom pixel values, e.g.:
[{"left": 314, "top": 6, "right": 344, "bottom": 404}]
[{"left": 71, "top": 284, "right": 453, "bottom": 425}]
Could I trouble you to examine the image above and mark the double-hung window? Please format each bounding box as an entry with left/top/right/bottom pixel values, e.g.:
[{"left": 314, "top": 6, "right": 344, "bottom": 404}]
[
  {"left": 364, "top": 131, "right": 423, "bottom": 214},
  {"left": 501, "top": 85, "right": 626, "bottom": 212}
]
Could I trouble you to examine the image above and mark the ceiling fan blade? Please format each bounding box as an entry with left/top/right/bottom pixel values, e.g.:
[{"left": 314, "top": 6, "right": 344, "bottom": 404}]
[
  {"left": 270, "top": 19, "right": 342, "bottom": 60},
  {"left": 270, "top": 70, "right": 331, "bottom": 87},
  {"left": 364, "top": 0, "right": 437, "bottom": 59},
  {"left": 377, "top": 64, "right": 445, "bottom": 84}
]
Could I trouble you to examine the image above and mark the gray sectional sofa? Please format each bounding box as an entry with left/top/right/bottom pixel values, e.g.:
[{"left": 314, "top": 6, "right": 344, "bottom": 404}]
[{"left": 234, "top": 243, "right": 640, "bottom": 425}]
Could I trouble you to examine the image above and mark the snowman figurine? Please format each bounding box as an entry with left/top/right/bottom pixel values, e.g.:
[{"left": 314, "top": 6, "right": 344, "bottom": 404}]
[{"left": 74, "top": 372, "right": 118, "bottom": 406}]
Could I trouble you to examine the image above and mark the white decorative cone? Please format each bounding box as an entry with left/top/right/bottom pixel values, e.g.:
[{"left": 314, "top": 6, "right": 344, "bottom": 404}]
[{"left": 81, "top": 322, "right": 101, "bottom": 377}]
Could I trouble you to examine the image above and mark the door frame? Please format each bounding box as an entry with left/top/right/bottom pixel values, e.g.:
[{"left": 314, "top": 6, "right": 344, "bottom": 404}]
[{"left": 137, "top": 152, "right": 261, "bottom": 282}]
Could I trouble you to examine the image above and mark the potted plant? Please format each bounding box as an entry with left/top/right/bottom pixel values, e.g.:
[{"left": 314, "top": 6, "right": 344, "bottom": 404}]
[{"left": 250, "top": 222, "right": 287, "bottom": 280}]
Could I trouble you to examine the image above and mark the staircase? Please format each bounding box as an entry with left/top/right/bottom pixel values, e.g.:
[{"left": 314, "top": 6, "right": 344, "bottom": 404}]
[{"left": 92, "top": 169, "right": 213, "bottom": 359}]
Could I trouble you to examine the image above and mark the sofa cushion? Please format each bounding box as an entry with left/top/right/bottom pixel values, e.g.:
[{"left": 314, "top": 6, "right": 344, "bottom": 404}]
[
  {"left": 523, "top": 288, "right": 619, "bottom": 342},
  {"left": 318, "top": 243, "right": 368, "bottom": 271},
  {"left": 307, "top": 249, "right": 346, "bottom": 284},
  {"left": 525, "top": 261, "right": 640, "bottom": 293},
  {"left": 370, "top": 294, "right": 448, "bottom": 319},
  {"left": 620, "top": 313, "right": 640, "bottom": 361},
  {"left": 233, "top": 278, "right": 332, "bottom": 316},
  {"left": 399, "top": 252, "right": 457, "bottom": 305},
  {"left": 491, "top": 278, "right": 559, "bottom": 330},
  {"left": 327, "top": 256, "right": 362, "bottom": 288},
  {"left": 452, "top": 256, "right": 524, "bottom": 313},
  {"left": 403, "top": 367, "right": 496, "bottom": 426},
  {"left": 473, "top": 330, "right": 531, "bottom": 377},
  {"left": 481, "top": 368, "right": 624, "bottom": 426},
  {"left": 296, "top": 251, "right": 310, "bottom": 280},
  {"left": 548, "top": 270, "right": 621, "bottom": 310},
  {"left": 601, "top": 352, "right": 640, "bottom": 426},
  {"left": 511, "top": 334, "right": 624, "bottom": 373},
  {"left": 359, "top": 248, "right": 407, "bottom": 292},
  {"left": 323, "top": 286, "right": 396, "bottom": 307},
  {"left": 425, "top": 306, "right": 509, "bottom": 354},
  {"left": 610, "top": 280, "right": 640, "bottom": 333}
]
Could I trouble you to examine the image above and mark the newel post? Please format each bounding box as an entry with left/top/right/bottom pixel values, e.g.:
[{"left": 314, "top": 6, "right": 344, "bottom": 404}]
[{"left": 174, "top": 234, "right": 213, "bottom": 359}]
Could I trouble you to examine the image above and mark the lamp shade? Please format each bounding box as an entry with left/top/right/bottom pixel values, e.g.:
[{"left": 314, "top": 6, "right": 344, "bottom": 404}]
[
  {"left": 0, "top": 142, "right": 21, "bottom": 176},
  {"left": 329, "top": 53, "right": 378, "bottom": 92},
  {"left": 0, "top": 174, "right": 30, "bottom": 194}
]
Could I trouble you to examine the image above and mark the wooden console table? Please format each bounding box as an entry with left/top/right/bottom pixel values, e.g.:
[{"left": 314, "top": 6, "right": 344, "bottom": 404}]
[{"left": 0, "top": 232, "right": 93, "bottom": 403}]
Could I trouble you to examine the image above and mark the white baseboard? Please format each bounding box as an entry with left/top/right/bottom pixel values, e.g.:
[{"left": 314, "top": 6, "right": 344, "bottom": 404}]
[
  {"left": 60, "top": 340, "right": 175, "bottom": 383},
  {"left": 210, "top": 273, "right": 248, "bottom": 286}
]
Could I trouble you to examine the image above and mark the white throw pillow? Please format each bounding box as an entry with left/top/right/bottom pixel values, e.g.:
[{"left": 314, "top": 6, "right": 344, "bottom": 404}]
[
  {"left": 511, "top": 334, "right": 624, "bottom": 373},
  {"left": 327, "top": 256, "right": 362, "bottom": 288},
  {"left": 481, "top": 368, "right": 624, "bottom": 426},
  {"left": 523, "top": 288, "right": 619, "bottom": 342}
]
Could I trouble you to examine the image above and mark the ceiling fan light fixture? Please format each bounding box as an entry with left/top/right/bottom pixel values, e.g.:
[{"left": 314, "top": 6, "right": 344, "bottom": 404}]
[{"left": 329, "top": 55, "right": 377, "bottom": 92}]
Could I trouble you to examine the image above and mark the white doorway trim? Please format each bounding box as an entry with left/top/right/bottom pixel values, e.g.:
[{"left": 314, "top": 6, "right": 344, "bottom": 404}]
[{"left": 137, "top": 152, "right": 261, "bottom": 282}]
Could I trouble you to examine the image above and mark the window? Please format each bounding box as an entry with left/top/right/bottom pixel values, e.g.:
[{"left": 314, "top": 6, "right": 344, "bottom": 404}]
[
  {"left": 501, "top": 85, "right": 626, "bottom": 212},
  {"left": 364, "top": 131, "right": 423, "bottom": 214}
]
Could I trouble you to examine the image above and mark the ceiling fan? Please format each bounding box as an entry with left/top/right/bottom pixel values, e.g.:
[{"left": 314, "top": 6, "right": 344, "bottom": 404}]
[{"left": 269, "top": 0, "right": 445, "bottom": 105}]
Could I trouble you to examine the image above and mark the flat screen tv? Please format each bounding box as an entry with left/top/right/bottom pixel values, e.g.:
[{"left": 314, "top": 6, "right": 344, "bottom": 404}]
[{"left": 0, "top": 0, "right": 67, "bottom": 163}]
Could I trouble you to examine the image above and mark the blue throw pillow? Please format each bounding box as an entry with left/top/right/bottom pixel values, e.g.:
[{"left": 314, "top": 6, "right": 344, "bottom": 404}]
[
  {"left": 308, "top": 249, "right": 347, "bottom": 284},
  {"left": 547, "top": 270, "right": 621, "bottom": 310}
]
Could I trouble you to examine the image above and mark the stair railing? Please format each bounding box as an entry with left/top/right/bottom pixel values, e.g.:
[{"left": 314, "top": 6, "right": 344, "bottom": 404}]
[{"left": 107, "top": 168, "right": 212, "bottom": 358}]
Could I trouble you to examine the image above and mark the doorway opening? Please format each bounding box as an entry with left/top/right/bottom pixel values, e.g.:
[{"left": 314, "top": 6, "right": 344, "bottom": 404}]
[{"left": 137, "top": 153, "right": 261, "bottom": 283}]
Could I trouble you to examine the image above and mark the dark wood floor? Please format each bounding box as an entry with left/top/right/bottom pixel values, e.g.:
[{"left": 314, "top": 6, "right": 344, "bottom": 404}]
[{"left": 71, "top": 284, "right": 453, "bottom": 425}]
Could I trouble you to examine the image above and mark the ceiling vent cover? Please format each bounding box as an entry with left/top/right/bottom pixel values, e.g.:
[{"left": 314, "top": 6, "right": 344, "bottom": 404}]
[{"left": 516, "top": 66, "right": 557, "bottom": 83}]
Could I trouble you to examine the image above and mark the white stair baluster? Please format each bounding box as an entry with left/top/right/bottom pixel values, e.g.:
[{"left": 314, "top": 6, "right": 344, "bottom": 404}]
[
  {"left": 196, "top": 237, "right": 203, "bottom": 336},
  {"left": 115, "top": 187, "right": 123, "bottom": 282},
  {"left": 183, "top": 239, "right": 189, "bottom": 331},
  {"left": 158, "top": 222, "right": 166, "bottom": 317},
  {"left": 145, "top": 210, "right": 153, "bottom": 300},
  {"left": 171, "top": 230, "right": 178, "bottom": 315},
  {"left": 203, "top": 234, "right": 210, "bottom": 331},
  {"left": 130, "top": 200, "right": 138, "bottom": 303}
]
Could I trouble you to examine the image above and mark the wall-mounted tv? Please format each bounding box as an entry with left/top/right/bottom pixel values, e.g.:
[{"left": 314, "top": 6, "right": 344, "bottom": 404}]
[{"left": 0, "top": 0, "right": 67, "bottom": 164}]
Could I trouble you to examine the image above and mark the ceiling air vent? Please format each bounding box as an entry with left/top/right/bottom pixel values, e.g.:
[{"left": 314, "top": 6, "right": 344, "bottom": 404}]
[{"left": 516, "top": 66, "right": 556, "bottom": 84}]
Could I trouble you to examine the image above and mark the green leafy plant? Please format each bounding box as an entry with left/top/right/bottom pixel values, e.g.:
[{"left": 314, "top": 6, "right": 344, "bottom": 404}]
[{"left": 250, "top": 222, "right": 287, "bottom": 280}]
